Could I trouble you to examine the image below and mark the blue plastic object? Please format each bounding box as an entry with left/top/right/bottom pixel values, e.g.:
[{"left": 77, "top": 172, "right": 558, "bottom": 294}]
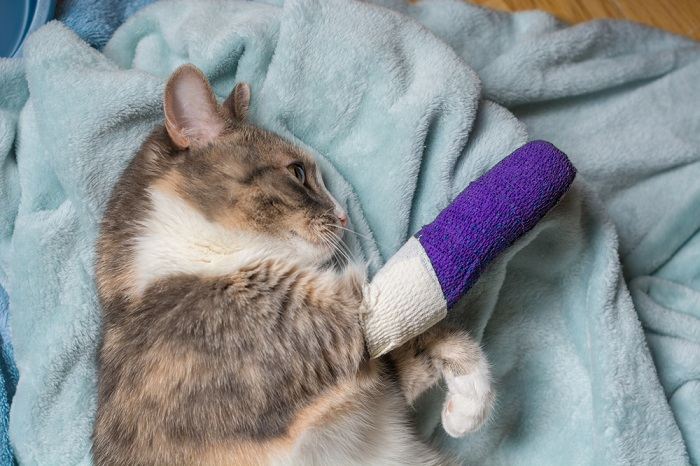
[{"left": 0, "top": 0, "right": 56, "bottom": 57}]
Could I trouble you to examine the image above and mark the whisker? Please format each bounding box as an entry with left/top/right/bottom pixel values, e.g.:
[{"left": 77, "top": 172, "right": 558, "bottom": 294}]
[
  {"left": 324, "top": 229, "right": 354, "bottom": 264},
  {"left": 327, "top": 224, "right": 374, "bottom": 241},
  {"left": 318, "top": 223, "right": 375, "bottom": 248},
  {"left": 320, "top": 228, "right": 352, "bottom": 265},
  {"left": 319, "top": 230, "right": 346, "bottom": 266}
]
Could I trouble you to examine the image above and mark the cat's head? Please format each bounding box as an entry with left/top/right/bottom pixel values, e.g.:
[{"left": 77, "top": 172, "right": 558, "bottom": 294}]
[{"left": 150, "top": 64, "right": 347, "bottom": 264}]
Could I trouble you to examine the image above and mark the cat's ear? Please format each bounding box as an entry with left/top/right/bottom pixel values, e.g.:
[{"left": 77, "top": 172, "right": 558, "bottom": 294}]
[
  {"left": 223, "top": 82, "right": 250, "bottom": 121},
  {"left": 164, "top": 64, "right": 227, "bottom": 150}
]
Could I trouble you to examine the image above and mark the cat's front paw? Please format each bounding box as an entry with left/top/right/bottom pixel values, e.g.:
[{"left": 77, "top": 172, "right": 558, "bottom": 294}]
[{"left": 441, "top": 360, "right": 494, "bottom": 437}]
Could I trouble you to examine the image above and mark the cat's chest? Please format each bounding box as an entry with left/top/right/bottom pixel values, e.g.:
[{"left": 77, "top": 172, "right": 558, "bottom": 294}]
[{"left": 128, "top": 187, "right": 327, "bottom": 298}]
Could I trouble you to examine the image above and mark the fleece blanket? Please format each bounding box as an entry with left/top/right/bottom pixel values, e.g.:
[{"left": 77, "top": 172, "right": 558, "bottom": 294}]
[
  {"left": 55, "top": 0, "right": 156, "bottom": 49},
  {"left": 0, "top": 0, "right": 698, "bottom": 464},
  {"left": 0, "top": 287, "right": 17, "bottom": 466}
]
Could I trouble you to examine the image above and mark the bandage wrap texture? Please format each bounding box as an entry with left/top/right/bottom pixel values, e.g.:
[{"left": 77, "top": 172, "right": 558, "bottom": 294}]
[{"left": 415, "top": 140, "right": 577, "bottom": 308}]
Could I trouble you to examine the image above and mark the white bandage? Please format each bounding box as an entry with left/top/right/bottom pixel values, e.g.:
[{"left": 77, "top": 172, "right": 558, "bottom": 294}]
[{"left": 363, "top": 237, "right": 447, "bottom": 358}]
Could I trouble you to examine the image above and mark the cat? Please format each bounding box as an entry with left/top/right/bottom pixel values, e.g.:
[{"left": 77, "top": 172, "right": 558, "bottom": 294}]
[{"left": 93, "top": 64, "right": 494, "bottom": 466}]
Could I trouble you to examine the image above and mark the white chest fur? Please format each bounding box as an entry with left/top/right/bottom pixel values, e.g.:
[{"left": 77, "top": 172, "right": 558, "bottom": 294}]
[{"left": 130, "top": 188, "right": 319, "bottom": 295}]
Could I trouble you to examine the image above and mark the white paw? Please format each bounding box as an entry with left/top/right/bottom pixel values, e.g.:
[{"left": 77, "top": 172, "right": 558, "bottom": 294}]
[{"left": 441, "top": 361, "right": 494, "bottom": 437}]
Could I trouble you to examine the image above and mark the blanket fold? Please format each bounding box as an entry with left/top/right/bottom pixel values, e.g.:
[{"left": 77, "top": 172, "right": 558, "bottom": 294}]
[{"left": 0, "top": 1, "right": 698, "bottom": 464}]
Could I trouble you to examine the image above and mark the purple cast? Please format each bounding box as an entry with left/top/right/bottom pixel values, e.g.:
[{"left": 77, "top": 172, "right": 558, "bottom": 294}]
[{"left": 416, "top": 140, "right": 576, "bottom": 308}]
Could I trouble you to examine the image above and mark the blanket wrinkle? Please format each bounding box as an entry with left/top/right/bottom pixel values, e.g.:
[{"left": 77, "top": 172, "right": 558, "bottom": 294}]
[{"left": 0, "top": 1, "right": 697, "bottom": 464}]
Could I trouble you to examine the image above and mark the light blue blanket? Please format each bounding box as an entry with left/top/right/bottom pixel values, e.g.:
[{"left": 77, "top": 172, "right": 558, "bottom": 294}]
[
  {"left": 55, "top": 0, "right": 156, "bottom": 49},
  {"left": 0, "top": 287, "right": 18, "bottom": 466},
  {"left": 0, "top": 0, "right": 698, "bottom": 464}
]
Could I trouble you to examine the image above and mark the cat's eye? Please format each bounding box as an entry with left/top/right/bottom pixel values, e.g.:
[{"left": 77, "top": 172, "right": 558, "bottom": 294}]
[{"left": 289, "top": 163, "right": 306, "bottom": 185}]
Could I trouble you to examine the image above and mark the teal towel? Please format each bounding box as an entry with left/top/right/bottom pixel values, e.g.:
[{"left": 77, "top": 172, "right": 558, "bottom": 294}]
[
  {"left": 0, "top": 1, "right": 698, "bottom": 464},
  {"left": 56, "top": 0, "right": 156, "bottom": 49},
  {"left": 0, "top": 287, "right": 18, "bottom": 466}
]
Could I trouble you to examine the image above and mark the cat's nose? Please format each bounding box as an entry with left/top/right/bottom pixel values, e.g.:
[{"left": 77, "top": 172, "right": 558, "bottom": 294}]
[{"left": 337, "top": 213, "right": 348, "bottom": 227}]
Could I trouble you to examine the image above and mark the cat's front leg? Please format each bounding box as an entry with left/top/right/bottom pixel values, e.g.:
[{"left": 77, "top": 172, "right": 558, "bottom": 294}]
[
  {"left": 441, "top": 353, "right": 494, "bottom": 437},
  {"left": 390, "top": 326, "right": 494, "bottom": 437}
]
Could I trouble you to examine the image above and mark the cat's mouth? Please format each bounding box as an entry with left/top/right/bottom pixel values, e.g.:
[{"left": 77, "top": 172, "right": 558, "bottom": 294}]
[{"left": 288, "top": 221, "right": 344, "bottom": 262}]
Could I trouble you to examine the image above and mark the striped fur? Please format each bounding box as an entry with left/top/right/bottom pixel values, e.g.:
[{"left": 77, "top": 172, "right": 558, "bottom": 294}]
[{"left": 93, "top": 65, "right": 493, "bottom": 466}]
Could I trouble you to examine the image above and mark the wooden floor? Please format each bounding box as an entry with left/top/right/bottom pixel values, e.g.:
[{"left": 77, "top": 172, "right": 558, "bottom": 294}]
[{"left": 469, "top": 0, "right": 700, "bottom": 40}]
